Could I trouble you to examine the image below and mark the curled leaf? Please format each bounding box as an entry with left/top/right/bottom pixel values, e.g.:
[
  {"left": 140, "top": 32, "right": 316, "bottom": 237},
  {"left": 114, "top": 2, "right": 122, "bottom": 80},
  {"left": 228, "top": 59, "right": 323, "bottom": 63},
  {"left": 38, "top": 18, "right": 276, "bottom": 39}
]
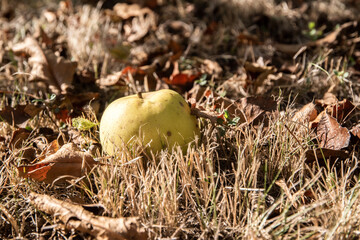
[
  {"left": 29, "top": 192, "right": 147, "bottom": 240},
  {"left": 18, "top": 143, "right": 97, "bottom": 184},
  {"left": 12, "top": 37, "right": 77, "bottom": 94},
  {"left": 292, "top": 103, "right": 317, "bottom": 123},
  {"left": 316, "top": 113, "right": 350, "bottom": 150}
]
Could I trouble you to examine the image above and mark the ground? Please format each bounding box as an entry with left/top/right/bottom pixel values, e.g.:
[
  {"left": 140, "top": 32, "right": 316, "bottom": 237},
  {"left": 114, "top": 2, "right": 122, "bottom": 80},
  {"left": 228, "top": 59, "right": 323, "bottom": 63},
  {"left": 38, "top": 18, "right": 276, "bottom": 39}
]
[{"left": 1, "top": 0, "right": 360, "bottom": 239}]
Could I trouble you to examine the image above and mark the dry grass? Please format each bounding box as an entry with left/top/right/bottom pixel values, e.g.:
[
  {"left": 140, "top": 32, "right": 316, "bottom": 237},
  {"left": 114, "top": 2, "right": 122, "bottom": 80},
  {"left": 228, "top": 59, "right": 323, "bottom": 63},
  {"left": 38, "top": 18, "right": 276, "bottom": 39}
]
[
  {"left": 2, "top": 104, "right": 360, "bottom": 239},
  {"left": 1, "top": 0, "right": 360, "bottom": 239}
]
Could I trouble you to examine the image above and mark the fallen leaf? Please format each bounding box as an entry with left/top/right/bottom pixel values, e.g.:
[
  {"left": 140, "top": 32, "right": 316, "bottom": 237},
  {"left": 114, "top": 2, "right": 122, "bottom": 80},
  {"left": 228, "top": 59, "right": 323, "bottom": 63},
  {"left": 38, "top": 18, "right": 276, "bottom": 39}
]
[
  {"left": 305, "top": 148, "right": 349, "bottom": 164},
  {"left": 68, "top": 129, "right": 96, "bottom": 147},
  {"left": 112, "top": 3, "right": 153, "bottom": 20},
  {"left": 309, "top": 111, "right": 326, "bottom": 129},
  {"left": 163, "top": 73, "right": 200, "bottom": 88},
  {"left": 110, "top": 3, "right": 156, "bottom": 42},
  {"left": 315, "top": 92, "right": 338, "bottom": 107},
  {"left": 236, "top": 96, "right": 278, "bottom": 125},
  {"left": 351, "top": 124, "right": 360, "bottom": 136},
  {"left": 0, "top": 104, "right": 42, "bottom": 128},
  {"left": 29, "top": 192, "right": 147, "bottom": 240},
  {"left": 200, "top": 59, "right": 222, "bottom": 77},
  {"left": 274, "top": 43, "right": 305, "bottom": 55},
  {"left": 244, "top": 61, "right": 275, "bottom": 73},
  {"left": 66, "top": 92, "right": 100, "bottom": 106},
  {"left": 38, "top": 139, "right": 60, "bottom": 161},
  {"left": 327, "top": 99, "right": 356, "bottom": 123},
  {"left": 316, "top": 113, "right": 350, "bottom": 150},
  {"left": 190, "top": 107, "right": 223, "bottom": 125},
  {"left": 213, "top": 97, "right": 246, "bottom": 122},
  {"left": 97, "top": 71, "right": 127, "bottom": 87},
  {"left": 54, "top": 108, "right": 70, "bottom": 123},
  {"left": 18, "top": 143, "right": 97, "bottom": 184},
  {"left": 244, "top": 61, "right": 277, "bottom": 94},
  {"left": 211, "top": 96, "right": 278, "bottom": 126},
  {"left": 72, "top": 117, "right": 97, "bottom": 131},
  {"left": 311, "top": 21, "right": 355, "bottom": 46},
  {"left": 9, "top": 128, "right": 31, "bottom": 150},
  {"left": 292, "top": 102, "right": 318, "bottom": 123},
  {"left": 12, "top": 37, "right": 77, "bottom": 94}
]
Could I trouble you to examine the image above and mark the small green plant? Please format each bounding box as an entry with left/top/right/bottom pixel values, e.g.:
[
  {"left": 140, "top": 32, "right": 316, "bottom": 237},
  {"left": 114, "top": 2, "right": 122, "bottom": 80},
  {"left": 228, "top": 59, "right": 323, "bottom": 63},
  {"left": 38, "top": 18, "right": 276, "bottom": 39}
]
[
  {"left": 334, "top": 69, "right": 349, "bottom": 83},
  {"left": 303, "top": 21, "right": 323, "bottom": 40},
  {"left": 72, "top": 117, "right": 97, "bottom": 131},
  {"left": 195, "top": 74, "right": 208, "bottom": 86}
]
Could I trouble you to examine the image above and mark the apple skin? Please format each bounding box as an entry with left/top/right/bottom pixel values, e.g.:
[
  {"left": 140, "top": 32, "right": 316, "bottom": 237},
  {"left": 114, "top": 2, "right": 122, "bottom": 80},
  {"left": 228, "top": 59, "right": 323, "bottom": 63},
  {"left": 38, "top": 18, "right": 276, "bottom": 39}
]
[{"left": 100, "top": 89, "right": 200, "bottom": 155}]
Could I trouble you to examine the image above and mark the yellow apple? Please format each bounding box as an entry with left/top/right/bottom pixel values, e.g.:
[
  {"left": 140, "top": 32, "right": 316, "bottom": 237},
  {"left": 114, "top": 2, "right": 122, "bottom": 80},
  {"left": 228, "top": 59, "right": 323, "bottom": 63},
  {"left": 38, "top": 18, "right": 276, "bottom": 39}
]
[{"left": 99, "top": 89, "right": 200, "bottom": 155}]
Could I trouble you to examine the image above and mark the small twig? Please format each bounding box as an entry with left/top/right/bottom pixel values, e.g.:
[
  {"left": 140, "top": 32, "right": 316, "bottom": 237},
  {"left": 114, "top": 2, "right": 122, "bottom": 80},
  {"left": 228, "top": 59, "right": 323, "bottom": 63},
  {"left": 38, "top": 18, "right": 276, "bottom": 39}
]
[
  {"left": 0, "top": 203, "right": 20, "bottom": 237},
  {"left": 284, "top": 124, "right": 306, "bottom": 151},
  {"left": 190, "top": 107, "right": 218, "bottom": 125}
]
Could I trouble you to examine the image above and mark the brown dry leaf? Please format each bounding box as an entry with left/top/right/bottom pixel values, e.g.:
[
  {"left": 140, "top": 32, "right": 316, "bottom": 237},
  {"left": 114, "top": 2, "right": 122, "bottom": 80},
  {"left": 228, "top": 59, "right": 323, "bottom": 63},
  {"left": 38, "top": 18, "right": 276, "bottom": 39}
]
[
  {"left": 236, "top": 96, "right": 278, "bottom": 125},
  {"left": 200, "top": 59, "right": 222, "bottom": 77},
  {"left": 350, "top": 124, "right": 360, "bottom": 139},
  {"left": 65, "top": 92, "right": 100, "bottom": 106},
  {"left": 0, "top": 104, "right": 42, "bottom": 128},
  {"left": 213, "top": 97, "right": 246, "bottom": 124},
  {"left": 97, "top": 72, "right": 127, "bottom": 88},
  {"left": 212, "top": 96, "right": 277, "bottom": 126},
  {"left": 244, "top": 61, "right": 275, "bottom": 73},
  {"left": 38, "top": 139, "right": 61, "bottom": 161},
  {"left": 68, "top": 129, "right": 96, "bottom": 148},
  {"left": 113, "top": 3, "right": 152, "bottom": 20},
  {"left": 29, "top": 192, "right": 147, "bottom": 240},
  {"left": 187, "top": 85, "right": 212, "bottom": 102},
  {"left": 309, "top": 110, "right": 326, "bottom": 129},
  {"left": 12, "top": 37, "right": 77, "bottom": 94},
  {"left": 326, "top": 99, "right": 356, "bottom": 123},
  {"left": 18, "top": 143, "right": 97, "bottom": 184},
  {"left": 316, "top": 113, "right": 350, "bottom": 150},
  {"left": 109, "top": 3, "right": 156, "bottom": 42},
  {"left": 163, "top": 72, "right": 200, "bottom": 89},
  {"left": 9, "top": 128, "right": 31, "bottom": 150},
  {"left": 305, "top": 148, "right": 349, "bottom": 164},
  {"left": 244, "top": 61, "right": 277, "bottom": 94},
  {"left": 311, "top": 21, "right": 355, "bottom": 46},
  {"left": 315, "top": 92, "right": 338, "bottom": 107},
  {"left": 292, "top": 103, "right": 318, "bottom": 123}
]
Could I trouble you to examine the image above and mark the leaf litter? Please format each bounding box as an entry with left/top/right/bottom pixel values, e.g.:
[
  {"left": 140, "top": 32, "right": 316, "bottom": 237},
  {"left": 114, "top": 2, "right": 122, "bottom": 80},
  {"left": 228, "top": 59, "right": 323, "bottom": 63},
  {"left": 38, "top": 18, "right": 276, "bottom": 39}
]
[{"left": 1, "top": 0, "right": 360, "bottom": 239}]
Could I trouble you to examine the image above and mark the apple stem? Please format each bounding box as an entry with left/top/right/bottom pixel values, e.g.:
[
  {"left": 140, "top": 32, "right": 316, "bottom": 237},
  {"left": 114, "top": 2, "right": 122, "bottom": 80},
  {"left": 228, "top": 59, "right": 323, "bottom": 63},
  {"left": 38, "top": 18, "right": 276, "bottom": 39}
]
[{"left": 137, "top": 92, "right": 143, "bottom": 99}]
